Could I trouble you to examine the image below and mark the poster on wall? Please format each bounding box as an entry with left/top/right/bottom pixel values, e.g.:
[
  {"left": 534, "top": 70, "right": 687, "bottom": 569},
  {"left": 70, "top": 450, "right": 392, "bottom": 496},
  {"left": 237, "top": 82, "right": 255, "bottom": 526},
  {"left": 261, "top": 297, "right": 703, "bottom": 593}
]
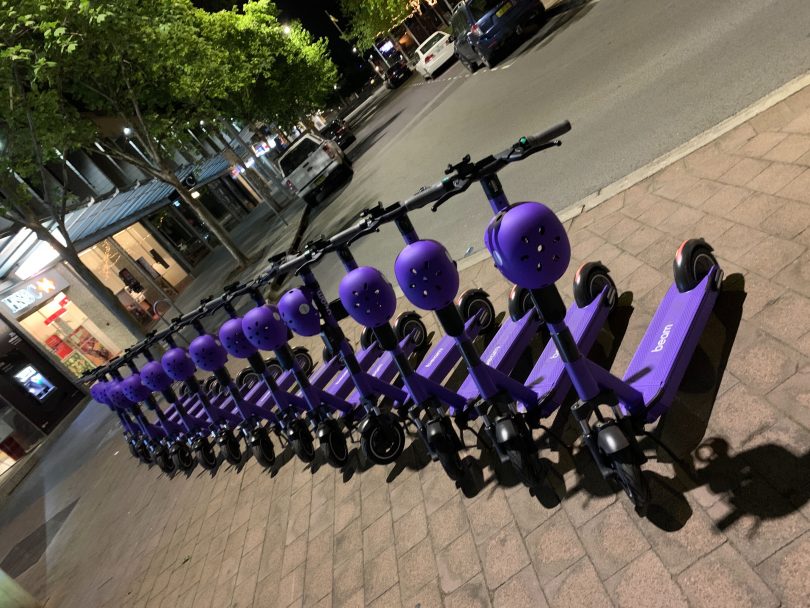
[
  {"left": 62, "top": 352, "right": 94, "bottom": 377},
  {"left": 69, "top": 326, "right": 113, "bottom": 367},
  {"left": 44, "top": 334, "right": 74, "bottom": 359}
]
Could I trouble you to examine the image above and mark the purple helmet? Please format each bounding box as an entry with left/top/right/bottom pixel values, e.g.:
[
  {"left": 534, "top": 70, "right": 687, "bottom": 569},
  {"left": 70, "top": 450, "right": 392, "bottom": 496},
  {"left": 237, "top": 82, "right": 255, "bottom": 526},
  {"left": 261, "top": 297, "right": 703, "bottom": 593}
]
[
  {"left": 394, "top": 239, "right": 459, "bottom": 311},
  {"left": 162, "top": 347, "right": 197, "bottom": 381},
  {"left": 242, "top": 304, "right": 288, "bottom": 351},
  {"left": 90, "top": 381, "right": 109, "bottom": 405},
  {"left": 219, "top": 317, "right": 258, "bottom": 359},
  {"left": 484, "top": 202, "right": 571, "bottom": 289},
  {"left": 278, "top": 288, "right": 321, "bottom": 337},
  {"left": 121, "top": 373, "right": 152, "bottom": 403},
  {"left": 189, "top": 334, "right": 229, "bottom": 372},
  {"left": 106, "top": 381, "right": 133, "bottom": 409},
  {"left": 140, "top": 361, "right": 173, "bottom": 392},
  {"left": 339, "top": 266, "right": 397, "bottom": 328}
]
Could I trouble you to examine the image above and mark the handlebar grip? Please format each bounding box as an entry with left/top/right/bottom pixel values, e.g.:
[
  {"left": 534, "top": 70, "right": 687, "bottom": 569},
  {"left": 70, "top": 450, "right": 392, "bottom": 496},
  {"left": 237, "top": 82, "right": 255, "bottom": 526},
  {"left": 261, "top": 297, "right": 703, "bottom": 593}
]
[
  {"left": 523, "top": 120, "right": 572, "bottom": 147},
  {"left": 403, "top": 180, "right": 451, "bottom": 210}
]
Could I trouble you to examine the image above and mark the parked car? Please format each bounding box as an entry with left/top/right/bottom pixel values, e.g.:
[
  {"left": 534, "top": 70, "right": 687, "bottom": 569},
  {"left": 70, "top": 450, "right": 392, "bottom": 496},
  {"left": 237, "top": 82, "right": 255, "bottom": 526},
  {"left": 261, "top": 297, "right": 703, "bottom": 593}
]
[
  {"left": 279, "top": 133, "right": 353, "bottom": 207},
  {"left": 451, "top": 0, "right": 545, "bottom": 70},
  {"left": 414, "top": 32, "right": 456, "bottom": 79},
  {"left": 384, "top": 61, "right": 413, "bottom": 89},
  {"left": 319, "top": 118, "right": 356, "bottom": 150}
]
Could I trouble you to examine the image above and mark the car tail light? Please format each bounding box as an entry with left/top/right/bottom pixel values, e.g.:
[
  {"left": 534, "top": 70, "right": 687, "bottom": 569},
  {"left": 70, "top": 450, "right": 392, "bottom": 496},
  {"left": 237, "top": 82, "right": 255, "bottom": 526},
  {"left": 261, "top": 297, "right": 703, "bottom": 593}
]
[
  {"left": 470, "top": 24, "right": 481, "bottom": 37},
  {"left": 425, "top": 53, "right": 434, "bottom": 63},
  {"left": 284, "top": 179, "right": 297, "bottom": 192},
  {"left": 322, "top": 143, "right": 337, "bottom": 159}
]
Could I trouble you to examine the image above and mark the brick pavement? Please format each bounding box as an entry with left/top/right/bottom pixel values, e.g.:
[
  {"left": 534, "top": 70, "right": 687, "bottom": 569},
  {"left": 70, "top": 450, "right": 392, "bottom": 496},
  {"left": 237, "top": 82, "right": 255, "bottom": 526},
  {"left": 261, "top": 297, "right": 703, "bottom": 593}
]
[{"left": 2, "top": 84, "right": 810, "bottom": 608}]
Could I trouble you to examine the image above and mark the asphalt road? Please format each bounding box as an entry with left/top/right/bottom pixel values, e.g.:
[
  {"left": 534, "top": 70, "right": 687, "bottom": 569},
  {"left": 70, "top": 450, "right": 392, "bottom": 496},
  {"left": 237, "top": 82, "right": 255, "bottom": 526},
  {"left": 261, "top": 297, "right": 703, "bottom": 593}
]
[{"left": 303, "top": 0, "right": 810, "bottom": 298}]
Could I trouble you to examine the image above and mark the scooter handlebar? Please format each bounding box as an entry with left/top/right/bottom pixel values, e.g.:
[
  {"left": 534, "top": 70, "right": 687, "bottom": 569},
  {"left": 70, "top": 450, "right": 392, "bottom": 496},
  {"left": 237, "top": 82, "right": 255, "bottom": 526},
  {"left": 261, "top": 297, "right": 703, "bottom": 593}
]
[{"left": 521, "top": 120, "right": 571, "bottom": 149}]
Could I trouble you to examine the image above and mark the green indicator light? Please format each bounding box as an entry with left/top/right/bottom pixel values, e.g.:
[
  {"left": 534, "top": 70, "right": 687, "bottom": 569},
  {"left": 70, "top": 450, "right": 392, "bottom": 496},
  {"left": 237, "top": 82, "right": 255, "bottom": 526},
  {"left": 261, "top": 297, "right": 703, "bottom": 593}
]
[{"left": 519, "top": 137, "right": 527, "bottom": 145}]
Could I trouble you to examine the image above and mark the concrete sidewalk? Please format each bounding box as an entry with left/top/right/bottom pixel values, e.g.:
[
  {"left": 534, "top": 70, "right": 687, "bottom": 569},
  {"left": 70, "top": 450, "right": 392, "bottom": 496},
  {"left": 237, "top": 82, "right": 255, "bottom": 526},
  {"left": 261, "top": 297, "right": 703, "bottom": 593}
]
[{"left": 1, "top": 82, "right": 810, "bottom": 608}]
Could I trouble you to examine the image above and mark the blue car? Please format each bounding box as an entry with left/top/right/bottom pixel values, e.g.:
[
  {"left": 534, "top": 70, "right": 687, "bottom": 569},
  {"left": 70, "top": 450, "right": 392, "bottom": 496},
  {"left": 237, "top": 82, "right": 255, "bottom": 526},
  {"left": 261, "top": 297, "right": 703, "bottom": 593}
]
[{"left": 451, "top": 0, "right": 545, "bottom": 70}]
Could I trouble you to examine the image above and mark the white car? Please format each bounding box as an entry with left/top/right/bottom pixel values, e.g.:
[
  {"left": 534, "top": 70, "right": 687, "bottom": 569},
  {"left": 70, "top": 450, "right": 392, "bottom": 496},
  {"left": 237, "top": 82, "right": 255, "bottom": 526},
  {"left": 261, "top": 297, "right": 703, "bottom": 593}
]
[
  {"left": 414, "top": 32, "right": 456, "bottom": 79},
  {"left": 279, "top": 133, "right": 352, "bottom": 207}
]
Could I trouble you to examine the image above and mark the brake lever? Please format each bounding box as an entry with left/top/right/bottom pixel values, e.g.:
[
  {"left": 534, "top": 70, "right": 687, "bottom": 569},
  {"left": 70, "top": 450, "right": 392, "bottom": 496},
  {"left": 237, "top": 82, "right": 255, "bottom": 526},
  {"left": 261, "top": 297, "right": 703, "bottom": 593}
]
[{"left": 431, "top": 176, "right": 472, "bottom": 212}]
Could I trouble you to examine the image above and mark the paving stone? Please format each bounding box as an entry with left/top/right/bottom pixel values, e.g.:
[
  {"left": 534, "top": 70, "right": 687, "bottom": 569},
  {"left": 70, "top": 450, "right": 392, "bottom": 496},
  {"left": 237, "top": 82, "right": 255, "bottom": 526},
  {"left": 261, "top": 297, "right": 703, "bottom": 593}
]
[
  {"left": 420, "top": 467, "right": 460, "bottom": 516},
  {"left": 274, "top": 563, "right": 305, "bottom": 608},
  {"left": 285, "top": 485, "right": 312, "bottom": 546},
  {"left": 363, "top": 545, "right": 399, "bottom": 602},
  {"left": 636, "top": 489, "right": 725, "bottom": 574},
  {"left": 436, "top": 531, "right": 482, "bottom": 593},
  {"left": 393, "top": 503, "right": 428, "bottom": 556},
  {"left": 676, "top": 178, "right": 725, "bottom": 207},
  {"left": 465, "top": 489, "right": 514, "bottom": 545},
  {"left": 604, "top": 550, "right": 688, "bottom": 608},
  {"left": 401, "top": 578, "right": 442, "bottom": 608},
  {"left": 361, "top": 486, "right": 391, "bottom": 529},
  {"left": 577, "top": 502, "right": 649, "bottom": 580},
  {"left": 744, "top": 234, "right": 806, "bottom": 276},
  {"left": 282, "top": 533, "right": 307, "bottom": 577},
  {"left": 544, "top": 557, "right": 612, "bottom": 608},
  {"left": 363, "top": 511, "right": 394, "bottom": 562},
  {"left": 746, "top": 161, "right": 806, "bottom": 194},
  {"left": 738, "top": 131, "right": 788, "bottom": 158},
  {"left": 560, "top": 465, "right": 617, "bottom": 528},
  {"left": 766, "top": 365, "right": 810, "bottom": 431},
  {"left": 764, "top": 133, "right": 810, "bottom": 163},
  {"left": 333, "top": 517, "right": 362, "bottom": 567},
  {"left": 615, "top": 223, "right": 665, "bottom": 255},
  {"left": 685, "top": 144, "right": 740, "bottom": 180},
  {"left": 505, "top": 481, "right": 557, "bottom": 536},
  {"left": 367, "top": 582, "right": 400, "bottom": 608},
  {"left": 778, "top": 167, "right": 810, "bottom": 203},
  {"left": 334, "top": 492, "right": 361, "bottom": 535},
  {"left": 389, "top": 473, "right": 423, "bottom": 521},
  {"left": 726, "top": 332, "right": 800, "bottom": 394},
  {"left": 444, "top": 574, "right": 492, "bottom": 608},
  {"left": 303, "top": 552, "right": 333, "bottom": 606},
  {"left": 677, "top": 543, "right": 780, "bottom": 608},
  {"left": 525, "top": 510, "right": 585, "bottom": 584},
  {"left": 397, "top": 536, "right": 438, "bottom": 599},
  {"left": 492, "top": 564, "right": 548, "bottom": 608},
  {"left": 719, "top": 156, "right": 771, "bottom": 187},
  {"left": 756, "top": 531, "right": 810, "bottom": 608},
  {"left": 705, "top": 474, "right": 809, "bottom": 565},
  {"left": 477, "top": 522, "right": 531, "bottom": 590},
  {"left": 332, "top": 549, "right": 362, "bottom": 606},
  {"left": 428, "top": 494, "right": 470, "bottom": 550}
]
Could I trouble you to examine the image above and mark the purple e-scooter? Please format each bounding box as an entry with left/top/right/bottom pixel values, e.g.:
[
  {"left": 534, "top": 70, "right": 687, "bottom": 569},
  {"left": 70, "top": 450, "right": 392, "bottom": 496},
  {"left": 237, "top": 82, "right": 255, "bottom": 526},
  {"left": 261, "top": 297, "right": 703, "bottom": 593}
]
[{"left": 408, "top": 121, "right": 723, "bottom": 513}]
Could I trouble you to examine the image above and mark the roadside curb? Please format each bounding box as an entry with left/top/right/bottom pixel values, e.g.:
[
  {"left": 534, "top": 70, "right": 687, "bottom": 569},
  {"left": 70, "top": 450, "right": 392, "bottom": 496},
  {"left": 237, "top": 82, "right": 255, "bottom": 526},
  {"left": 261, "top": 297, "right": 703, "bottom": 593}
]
[{"left": 455, "top": 70, "right": 810, "bottom": 273}]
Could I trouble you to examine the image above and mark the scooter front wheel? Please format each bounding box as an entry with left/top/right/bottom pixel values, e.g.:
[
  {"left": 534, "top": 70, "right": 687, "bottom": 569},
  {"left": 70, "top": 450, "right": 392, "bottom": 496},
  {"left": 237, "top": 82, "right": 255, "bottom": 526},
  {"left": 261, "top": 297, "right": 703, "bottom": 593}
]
[
  {"left": 361, "top": 415, "right": 405, "bottom": 465},
  {"left": 173, "top": 442, "right": 195, "bottom": 472},
  {"left": 319, "top": 422, "right": 349, "bottom": 468},
  {"left": 289, "top": 420, "right": 316, "bottom": 463},
  {"left": 154, "top": 447, "right": 176, "bottom": 474},
  {"left": 611, "top": 450, "right": 650, "bottom": 516},
  {"left": 196, "top": 438, "right": 218, "bottom": 470},
  {"left": 251, "top": 428, "right": 276, "bottom": 467},
  {"left": 220, "top": 431, "right": 242, "bottom": 465},
  {"left": 435, "top": 444, "right": 465, "bottom": 481}
]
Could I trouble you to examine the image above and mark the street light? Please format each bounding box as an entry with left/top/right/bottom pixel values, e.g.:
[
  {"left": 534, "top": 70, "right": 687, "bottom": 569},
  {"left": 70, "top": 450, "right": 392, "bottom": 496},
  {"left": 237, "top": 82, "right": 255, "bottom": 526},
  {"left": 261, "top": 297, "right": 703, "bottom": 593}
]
[
  {"left": 122, "top": 126, "right": 133, "bottom": 138},
  {"left": 282, "top": 24, "right": 291, "bottom": 35}
]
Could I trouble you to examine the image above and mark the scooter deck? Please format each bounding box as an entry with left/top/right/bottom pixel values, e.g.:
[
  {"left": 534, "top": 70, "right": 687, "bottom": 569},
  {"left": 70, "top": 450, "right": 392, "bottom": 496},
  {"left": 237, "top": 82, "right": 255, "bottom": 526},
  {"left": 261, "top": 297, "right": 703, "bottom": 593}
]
[
  {"left": 415, "top": 314, "right": 482, "bottom": 384},
  {"left": 344, "top": 333, "right": 417, "bottom": 405},
  {"left": 524, "top": 291, "right": 611, "bottom": 416},
  {"left": 456, "top": 309, "right": 541, "bottom": 402},
  {"left": 321, "top": 341, "right": 384, "bottom": 400},
  {"left": 620, "top": 270, "right": 719, "bottom": 422}
]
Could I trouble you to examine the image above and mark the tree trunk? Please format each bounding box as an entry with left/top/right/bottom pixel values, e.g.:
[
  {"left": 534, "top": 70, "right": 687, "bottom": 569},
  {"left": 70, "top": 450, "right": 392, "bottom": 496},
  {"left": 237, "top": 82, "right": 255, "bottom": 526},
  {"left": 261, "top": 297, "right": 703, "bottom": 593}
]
[
  {"left": 169, "top": 176, "right": 250, "bottom": 269},
  {"left": 32, "top": 231, "right": 147, "bottom": 341}
]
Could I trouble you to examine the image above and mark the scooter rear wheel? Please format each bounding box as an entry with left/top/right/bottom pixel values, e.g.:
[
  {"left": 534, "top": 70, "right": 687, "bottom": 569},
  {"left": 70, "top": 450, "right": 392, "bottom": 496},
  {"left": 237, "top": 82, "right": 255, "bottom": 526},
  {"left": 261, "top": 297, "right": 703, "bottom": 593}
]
[
  {"left": 395, "top": 312, "right": 429, "bottom": 352},
  {"left": 173, "top": 443, "right": 195, "bottom": 472},
  {"left": 457, "top": 289, "right": 497, "bottom": 335},
  {"left": 361, "top": 415, "right": 405, "bottom": 465},
  {"left": 196, "top": 438, "right": 218, "bottom": 470},
  {"left": 573, "top": 262, "right": 616, "bottom": 309},
  {"left": 292, "top": 346, "right": 314, "bottom": 376},
  {"left": 251, "top": 428, "right": 276, "bottom": 467}
]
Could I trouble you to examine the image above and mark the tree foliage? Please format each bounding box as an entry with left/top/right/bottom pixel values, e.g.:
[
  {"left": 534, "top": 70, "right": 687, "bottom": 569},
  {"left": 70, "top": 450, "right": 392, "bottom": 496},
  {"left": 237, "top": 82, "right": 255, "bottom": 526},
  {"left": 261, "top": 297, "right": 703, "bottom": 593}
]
[
  {"left": 0, "top": 0, "right": 338, "bottom": 269},
  {"left": 340, "top": 0, "right": 417, "bottom": 48}
]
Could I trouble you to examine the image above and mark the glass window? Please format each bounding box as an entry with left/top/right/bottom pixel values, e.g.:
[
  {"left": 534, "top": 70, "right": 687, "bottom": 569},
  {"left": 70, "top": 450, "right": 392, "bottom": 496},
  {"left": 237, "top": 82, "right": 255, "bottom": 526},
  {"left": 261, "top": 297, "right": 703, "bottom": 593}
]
[
  {"left": 417, "top": 33, "right": 446, "bottom": 55},
  {"left": 0, "top": 404, "right": 45, "bottom": 475},
  {"left": 469, "top": 0, "right": 502, "bottom": 20},
  {"left": 451, "top": 9, "right": 469, "bottom": 34},
  {"left": 279, "top": 139, "right": 320, "bottom": 175}
]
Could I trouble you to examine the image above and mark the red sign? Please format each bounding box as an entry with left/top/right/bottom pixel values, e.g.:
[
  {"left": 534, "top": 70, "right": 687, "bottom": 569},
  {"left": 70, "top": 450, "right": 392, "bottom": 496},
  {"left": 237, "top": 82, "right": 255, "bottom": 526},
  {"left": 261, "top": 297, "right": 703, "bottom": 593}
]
[{"left": 43, "top": 307, "right": 67, "bottom": 325}]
